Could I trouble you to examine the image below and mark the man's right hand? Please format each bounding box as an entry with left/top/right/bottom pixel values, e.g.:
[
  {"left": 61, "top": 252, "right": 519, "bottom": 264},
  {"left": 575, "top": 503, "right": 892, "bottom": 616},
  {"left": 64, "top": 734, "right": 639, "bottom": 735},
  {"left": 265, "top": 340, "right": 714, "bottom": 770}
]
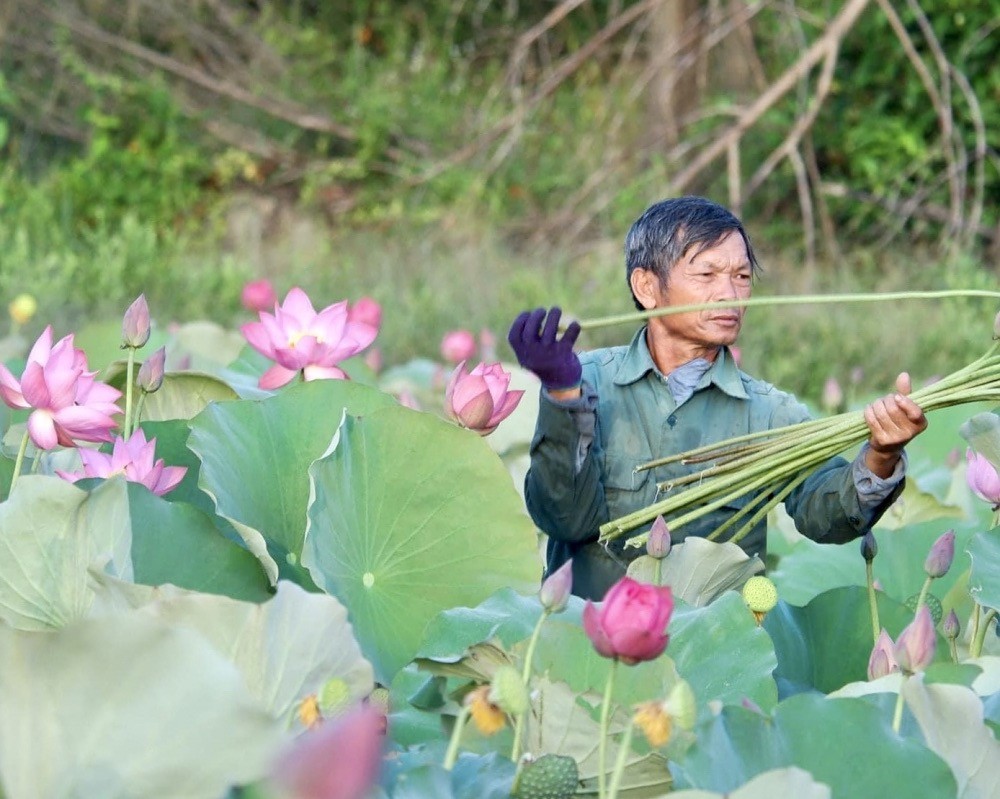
[{"left": 507, "top": 307, "right": 583, "bottom": 391}]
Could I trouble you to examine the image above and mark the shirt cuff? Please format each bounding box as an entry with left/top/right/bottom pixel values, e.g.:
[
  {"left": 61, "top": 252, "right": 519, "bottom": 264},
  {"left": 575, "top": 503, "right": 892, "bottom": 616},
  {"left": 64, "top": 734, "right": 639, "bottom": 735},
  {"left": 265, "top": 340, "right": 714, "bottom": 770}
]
[
  {"left": 539, "top": 382, "right": 598, "bottom": 473},
  {"left": 852, "top": 443, "right": 906, "bottom": 508}
]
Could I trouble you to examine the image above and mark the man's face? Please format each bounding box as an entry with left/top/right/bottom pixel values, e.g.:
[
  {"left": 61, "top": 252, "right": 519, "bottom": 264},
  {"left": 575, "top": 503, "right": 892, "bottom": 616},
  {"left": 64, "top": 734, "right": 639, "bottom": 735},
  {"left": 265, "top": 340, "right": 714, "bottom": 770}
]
[{"left": 650, "top": 229, "right": 753, "bottom": 350}]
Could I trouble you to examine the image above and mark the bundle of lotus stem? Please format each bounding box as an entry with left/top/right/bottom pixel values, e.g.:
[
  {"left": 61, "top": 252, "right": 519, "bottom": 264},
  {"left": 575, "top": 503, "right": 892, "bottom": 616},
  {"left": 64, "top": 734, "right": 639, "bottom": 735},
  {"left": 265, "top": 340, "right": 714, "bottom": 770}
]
[{"left": 579, "top": 292, "right": 1000, "bottom": 551}]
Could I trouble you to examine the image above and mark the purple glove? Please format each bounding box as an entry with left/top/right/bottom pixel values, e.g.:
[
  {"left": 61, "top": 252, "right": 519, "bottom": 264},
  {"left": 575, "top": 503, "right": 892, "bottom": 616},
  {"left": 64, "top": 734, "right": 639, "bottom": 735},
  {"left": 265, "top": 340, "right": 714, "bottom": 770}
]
[{"left": 507, "top": 307, "right": 582, "bottom": 390}]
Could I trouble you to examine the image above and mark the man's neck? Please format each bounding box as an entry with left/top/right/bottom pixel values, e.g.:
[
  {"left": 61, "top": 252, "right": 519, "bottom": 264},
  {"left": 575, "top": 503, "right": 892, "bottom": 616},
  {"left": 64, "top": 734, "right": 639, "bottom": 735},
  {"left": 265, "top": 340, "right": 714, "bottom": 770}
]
[{"left": 645, "top": 330, "right": 721, "bottom": 376}]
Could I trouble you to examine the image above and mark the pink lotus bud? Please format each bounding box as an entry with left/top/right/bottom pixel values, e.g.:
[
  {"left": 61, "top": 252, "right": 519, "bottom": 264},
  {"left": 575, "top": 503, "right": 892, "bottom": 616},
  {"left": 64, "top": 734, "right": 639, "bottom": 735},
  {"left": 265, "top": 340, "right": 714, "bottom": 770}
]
[
  {"left": 241, "top": 279, "right": 277, "bottom": 312},
  {"left": 539, "top": 560, "right": 573, "bottom": 613},
  {"left": 582, "top": 577, "right": 674, "bottom": 665},
  {"left": 946, "top": 447, "right": 961, "bottom": 469},
  {"left": 364, "top": 347, "right": 383, "bottom": 375},
  {"left": 440, "top": 330, "right": 477, "bottom": 364},
  {"left": 646, "top": 515, "right": 671, "bottom": 559},
  {"left": 270, "top": 704, "right": 384, "bottom": 799},
  {"left": 348, "top": 297, "right": 382, "bottom": 329},
  {"left": 966, "top": 448, "right": 1000, "bottom": 507},
  {"left": 924, "top": 529, "right": 955, "bottom": 578},
  {"left": 943, "top": 609, "right": 961, "bottom": 641},
  {"left": 860, "top": 531, "right": 878, "bottom": 563},
  {"left": 867, "top": 629, "right": 899, "bottom": 680},
  {"left": 894, "top": 605, "right": 936, "bottom": 674},
  {"left": 444, "top": 361, "right": 524, "bottom": 436},
  {"left": 137, "top": 347, "right": 166, "bottom": 393},
  {"left": 821, "top": 377, "right": 843, "bottom": 414},
  {"left": 396, "top": 390, "right": 421, "bottom": 410},
  {"left": 850, "top": 366, "right": 864, "bottom": 385},
  {"left": 122, "top": 294, "right": 151, "bottom": 348}
]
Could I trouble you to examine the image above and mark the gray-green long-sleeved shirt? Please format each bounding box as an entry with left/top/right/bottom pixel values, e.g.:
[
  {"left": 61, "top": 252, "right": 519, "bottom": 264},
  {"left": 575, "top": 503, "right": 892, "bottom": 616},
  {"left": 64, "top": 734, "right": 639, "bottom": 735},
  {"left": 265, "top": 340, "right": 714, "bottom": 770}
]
[{"left": 524, "top": 327, "right": 904, "bottom": 600}]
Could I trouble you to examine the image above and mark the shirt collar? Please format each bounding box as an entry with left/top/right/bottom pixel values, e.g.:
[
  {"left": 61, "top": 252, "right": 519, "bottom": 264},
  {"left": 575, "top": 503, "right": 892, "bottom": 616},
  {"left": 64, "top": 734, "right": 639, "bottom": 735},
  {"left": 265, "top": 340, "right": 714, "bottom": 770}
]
[{"left": 612, "top": 326, "right": 749, "bottom": 400}]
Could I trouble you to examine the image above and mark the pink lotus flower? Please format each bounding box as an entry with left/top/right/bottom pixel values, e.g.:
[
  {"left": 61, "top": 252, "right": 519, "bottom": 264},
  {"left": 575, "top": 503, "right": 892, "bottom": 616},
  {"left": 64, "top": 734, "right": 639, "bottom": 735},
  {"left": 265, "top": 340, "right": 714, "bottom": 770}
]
[
  {"left": 582, "top": 576, "right": 674, "bottom": 665},
  {"left": 539, "top": 559, "right": 573, "bottom": 613},
  {"left": 241, "top": 287, "right": 379, "bottom": 389},
  {"left": 867, "top": 628, "right": 899, "bottom": 680},
  {"left": 444, "top": 361, "right": 523, "bottom": 436},
  {"left": 966, "top": 448, "right": 1000, "bottom": 507},
  {"left": 241, "top": 279, "right": 278, "bottom": 312},
  {"left": 894, "top": 604, "right": 936, "bottom": 674},
  {"left": 440, "top": 330, "right": 477, "bottom": 364},
  {"left": 0, "top": 326, "right": 122, "bottom": 450},
  {"left": 57, "top": 428, "right": 186, "bottom": 496},
  {"left": 270, "top": 704, "right": 384, "bottom": 799}
]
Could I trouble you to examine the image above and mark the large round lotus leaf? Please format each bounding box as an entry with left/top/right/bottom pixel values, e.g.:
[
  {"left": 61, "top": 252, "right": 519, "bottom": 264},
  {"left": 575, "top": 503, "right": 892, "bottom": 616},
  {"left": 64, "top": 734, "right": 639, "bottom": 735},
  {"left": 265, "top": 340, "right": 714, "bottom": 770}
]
[
  {"left": 763, "top": 586, "right": 948, "bottom": 697},
  {"left": 0, "top": 614, "right": 283, "bottom": 799},
  {"left": 104, "top": 359, "right": 241, "bottom": 422},
  {"left": 139, "top": 420, "right": 212, "bottom": 513},
  {"left": 125, "top": 481, "right": 272, "bottom": 601},
  {"left": 89, "top": 577, "right": 374, "bottom": 720},
  {"left": 670, "top": 768, "right": 832, "bottom": 799},
  {"left": 672, "top": 693, "right": 957, "bottom": 797},
  {"left": 0, "top": 476, "right": 132, "bottom": 630},
  {"left": 187, "top": 379, "right": 397, "bottom": 576},
  {"left": 968, "top": 527, "right": 1000, "bottom": 612},
  {"left": 302, "top": 405, "right": 541, "bottom": 682}
]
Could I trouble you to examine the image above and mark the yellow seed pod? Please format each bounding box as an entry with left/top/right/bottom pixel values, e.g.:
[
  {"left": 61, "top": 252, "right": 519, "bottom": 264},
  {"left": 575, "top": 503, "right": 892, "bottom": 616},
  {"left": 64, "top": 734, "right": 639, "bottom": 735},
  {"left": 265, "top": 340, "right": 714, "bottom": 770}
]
[
  {"left": 8, "top": 293, "right": 37, "bottom": 325},
  {"left": 742, "top": 575, "right": 778, "bottom": 617}
]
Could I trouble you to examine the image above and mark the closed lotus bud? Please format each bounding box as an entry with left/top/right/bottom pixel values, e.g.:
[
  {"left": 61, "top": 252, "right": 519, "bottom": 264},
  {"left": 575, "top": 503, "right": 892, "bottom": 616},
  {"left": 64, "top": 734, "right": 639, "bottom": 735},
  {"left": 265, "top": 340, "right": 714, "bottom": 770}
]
[
  {"left": 8, "top": 293, "right": 37, "bottom": 326},
  {"left": 539, "top": 559, "right": 573, "bottom": 613},
  {"left": 441, "top": 330, "right": 477, "bottom": 364},
  {"left": 821, "top": 377, "right": 843, "bottom": 414},
  {"left": 867, "top": 628, "right": 899, "bottom": 680},
  {"left": 860, "top": 531, "right": 878, "bottom": 563},
  {"left": 943, "top": 609, "right": 961, "bottom": 641},
  {"left": 665, "top": 679, "right": 697, "bottom": 731},
  {"left": 924, "top": 529, "right": 955, "bottom": 578},
  {"left": 136, "top": 346, "right": 166, "bottom": 393},
  {"left": 894, "top": 605, "right": 936, "bottom": 674},
  {"left": 122, "top": 294, "right": 151, "bottom": 348},
  {"left": 966, "top": 448, "right": 1000, "bottom": 508},
  {"left": 646, "top": 515, "right": 671, "bottom": 559},
  {"left": 240, "top": 279, "right": 277, "bottom": 312},
  {"left": 488, "top": 664, "right": 529, "bottom": 717}
]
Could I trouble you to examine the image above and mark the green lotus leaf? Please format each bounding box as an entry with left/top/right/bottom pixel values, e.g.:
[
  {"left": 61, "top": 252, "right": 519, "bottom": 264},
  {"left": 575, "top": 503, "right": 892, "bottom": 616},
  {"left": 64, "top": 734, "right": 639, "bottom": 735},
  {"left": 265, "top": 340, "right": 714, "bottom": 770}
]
[
  {"left": 138, "top": 419, "right": 212, "bottom": 513},
  {"left": 763, "top": 586, "right": 947, "bottom": 697},
  {"left": 0, "top": 476, "right": 132, "bottom": 629},
  {"left": 302, "top": 405, "right": 540, "bottom": 683},
  {"left": 670, "top": 767, "right": 831, "bottom": 799},
  {"left": 104, "top": 360, "right": 241, "bottom": 422},
  {"left": 89, "top": 576, "right": 374, "bottom": 719},
  {"left": 959, "top": 411, "right": 1000, "bottom": 472},
  {"left": 0, "top": 614, "right": 283, "bottom": 798},
  {"left": 672, "top": 693, "right": 956, "bottom": 797},
  {"left": 903, "top": 677, "right": 1000, "bottom": 798},
  {"left": 968, "top": 527, "right": 1000, "bottom": 612},
  {"left": 187, "top": 379, "right": 397, "bottom": 584}
]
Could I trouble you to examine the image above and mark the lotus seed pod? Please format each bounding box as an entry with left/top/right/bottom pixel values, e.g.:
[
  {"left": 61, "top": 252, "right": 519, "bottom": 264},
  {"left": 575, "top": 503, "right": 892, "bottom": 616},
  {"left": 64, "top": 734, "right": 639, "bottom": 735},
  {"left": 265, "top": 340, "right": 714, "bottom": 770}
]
[
  {"left": 318, "top": 677, "right": 352, "bottom": 717},
  {"left": 646, "top": 515, "right": 671, "bottom": 559},
  {"left": 513, "top": 754, "right": 579, "bottom": 799},
  {"left": 539, "top": 559, "right": 573, "bottom": 613},
  {"left": 742, "top": 575, "right": 778, "bottom": 622},
  {"left": 924, "top": 529, "right": 955, "bottom": 578},
  {"left": 942, "top": 609, "right": 961, "bottom": 641},
  {"left": 488, "top": 664, "right": 530, "bottom": 717},
  {"left": 367, "top": 686, "right": 390, "bottom": 715},
  {"left": 665, "top": 679, "right": 697, "bottom": 731},
  {"left": 860, "top": 531, "right": 878, "bottom": 563},
  {"left": 904, "top": 592, "right": 943, "bottom": 626}
]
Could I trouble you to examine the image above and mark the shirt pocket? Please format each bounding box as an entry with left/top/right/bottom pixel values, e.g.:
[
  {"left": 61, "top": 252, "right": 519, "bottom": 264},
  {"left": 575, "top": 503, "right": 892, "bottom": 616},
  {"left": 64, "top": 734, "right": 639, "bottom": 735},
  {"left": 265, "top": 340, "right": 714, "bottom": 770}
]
[{"left": 602, "top": 450, "right": 654, "bottom": 529}]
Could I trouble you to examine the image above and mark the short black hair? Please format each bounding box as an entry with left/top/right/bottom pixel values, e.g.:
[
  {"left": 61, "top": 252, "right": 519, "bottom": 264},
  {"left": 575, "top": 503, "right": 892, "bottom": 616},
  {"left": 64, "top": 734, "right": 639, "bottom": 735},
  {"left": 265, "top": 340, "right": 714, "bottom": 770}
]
[{"left": 624, "top": 196, "right": 760, "bottom": 310}]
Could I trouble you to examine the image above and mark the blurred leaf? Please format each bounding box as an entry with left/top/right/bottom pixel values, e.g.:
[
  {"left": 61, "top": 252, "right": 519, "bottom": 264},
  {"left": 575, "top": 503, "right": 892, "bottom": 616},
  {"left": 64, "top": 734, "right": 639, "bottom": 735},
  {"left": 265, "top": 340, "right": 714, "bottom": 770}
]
[
  {"left": 968, "top": 528, "right": 1000, "bottom": 612},
  {"left": 89, "top": 577, "right": 374, "bottom": 719},
  {"left": 75, "top": 318, "right": 169, "bottom": 372},
  {"left": 670, "top": 767, "right": 831, "bottom": 799},
  {"left": 0, "top": 614, "right": 283, "bottom": 798},
  {"left": 627, "top": 538, "right": 764, "bottom": 607},
  {"left": 303, "top": 404, "right": 540, "bottom": 682},
  {"left": 960, "top": 411, "right": 1000, "bottom": 472},
  {"left": 672, "top": 693, "right": 956, "bottom": 797}
]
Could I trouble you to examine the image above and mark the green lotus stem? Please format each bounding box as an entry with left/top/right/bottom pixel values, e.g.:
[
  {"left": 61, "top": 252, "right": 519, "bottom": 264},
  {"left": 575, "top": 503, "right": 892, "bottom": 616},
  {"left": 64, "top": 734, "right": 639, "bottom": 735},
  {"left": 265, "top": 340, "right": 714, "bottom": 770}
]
[
  {"left": 705, "top": 488, "right": 775, "bottom": 542},
  {"left": 970, "top": 608, "right": 998, "bottom": 659},
  {"left": 970, "top": 604, "right": 982, "bottom": 650},
  {"left": 133, "top": 391, "right": 148, "bottom": 432},
  {"left": 598, "top": 659, "right": 619, "bottom": 799},
  {"left": 867, "top": 560, "right": 880, "bottom": 646},
  {"left": 9, "top": 429, "right": 30, "bottom": 495},
  {"left": 606, "top": 718, "right": 635, "bottom": 799},
  {"left": 654, "top": 557, "right": 662, "bottom": 585},
  {"left": 511, "top": 609, "right": 550, "bottom": 768},
  {"left": 574, "top": 290, "right": 1000, "bottom": 332},
  {"left": 914, "top": 576, "right": 934, "bottom": 614},
  {"left": 949, "top": 637, "right": 959, "bottom": 664},
  {"left": 892, "top": 684, "right": 906, "bottom": 734},
  {"left": 124, "top": 347, "right": 136, "bottom": 437},
  {"left": 443, "top": 703, "right": 471, "bottom": 771},
  {"left": 727, "top": 467, "right": 817, "bottom": 545}
]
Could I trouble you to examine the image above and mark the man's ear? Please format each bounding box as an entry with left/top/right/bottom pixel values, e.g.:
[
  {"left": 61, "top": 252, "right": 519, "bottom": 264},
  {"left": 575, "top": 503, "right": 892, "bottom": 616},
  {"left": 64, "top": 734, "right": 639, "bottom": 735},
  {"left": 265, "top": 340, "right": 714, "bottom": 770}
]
[{"left": 629, "top": 268, "right": 660, "bottom": 310}]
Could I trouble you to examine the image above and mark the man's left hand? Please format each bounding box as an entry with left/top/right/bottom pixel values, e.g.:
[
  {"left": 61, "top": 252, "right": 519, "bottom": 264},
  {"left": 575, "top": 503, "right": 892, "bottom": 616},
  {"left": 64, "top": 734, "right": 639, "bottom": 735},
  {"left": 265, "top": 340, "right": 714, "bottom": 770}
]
[{"left": 863, "top": 372, "right": 928, "bottom": 478}]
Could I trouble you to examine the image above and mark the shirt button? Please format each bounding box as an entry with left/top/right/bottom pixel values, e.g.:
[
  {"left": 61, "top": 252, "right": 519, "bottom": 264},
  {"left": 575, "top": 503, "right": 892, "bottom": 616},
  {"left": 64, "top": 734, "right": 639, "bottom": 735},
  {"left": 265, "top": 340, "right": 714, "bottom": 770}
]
[{"left": 849, "top": 516, "right": 861, "bottom": 525}]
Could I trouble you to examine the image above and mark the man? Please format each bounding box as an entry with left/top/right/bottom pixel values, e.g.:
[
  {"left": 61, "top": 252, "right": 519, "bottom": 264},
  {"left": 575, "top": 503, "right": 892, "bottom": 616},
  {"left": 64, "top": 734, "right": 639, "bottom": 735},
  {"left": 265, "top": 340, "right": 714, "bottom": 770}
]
[{"left": 507, "top": 196, "right": 927, "bottom": 600}]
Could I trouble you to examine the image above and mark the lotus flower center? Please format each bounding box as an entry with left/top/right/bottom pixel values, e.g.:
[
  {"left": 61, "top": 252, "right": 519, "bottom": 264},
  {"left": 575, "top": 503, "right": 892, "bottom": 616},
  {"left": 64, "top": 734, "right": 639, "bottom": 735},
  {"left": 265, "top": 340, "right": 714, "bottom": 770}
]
[
  {"left": 287, "top": 329, "right": 325, "bottom": 348},
  {"left": 363, "top": 572, "right": 375, "bottom": 588}
]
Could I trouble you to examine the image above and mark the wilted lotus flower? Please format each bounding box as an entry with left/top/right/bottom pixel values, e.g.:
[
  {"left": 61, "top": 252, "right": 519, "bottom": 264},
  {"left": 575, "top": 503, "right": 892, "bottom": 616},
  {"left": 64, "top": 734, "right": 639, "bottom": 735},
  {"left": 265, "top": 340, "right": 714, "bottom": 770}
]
[
  {"left": 582, "top": 576, "right": 674, "bottom": 665},
  {"left": 924, "top": 529, "right": 955, "bottom": 578},
  {"left": 539, "top": 559, "right": 573, "bottom": 613},
  {"left": 137, "top": 347, "right": 166, "bottom": 393},
  {"left": 867, "top": 628, "right": 899, "bottom": 680},
  {"left": 122, "top": 294, "right": 151, "bottom": 349},
  {"left": 966, "top": 448, "right": 1000, "bottom": 508},
  {"left": 0, "top": 326, "right": 121, "bottom": 449},
  {"left": 440, "top": 330, "right": 477, "bottom": 364},
  {"left": 646, "top": 515, "right": 671, "bottom": 559},
  {"left": 57, "top": 428, "right": 186, "bottom": 496},
  {"left": 445, "top": 361, "right": 523, "bottom": 436},
  {"left": 241, "top": 287, "right": 379, "bottom": 389},
  {"left": 894, "top": 605, "right": 936, "bottom": 674},
  {"left": 241, "top": 279, "right": 277, "bottom": 313},
  {"left": 271, "top": 704, "right": 385, "bottom": 799}
]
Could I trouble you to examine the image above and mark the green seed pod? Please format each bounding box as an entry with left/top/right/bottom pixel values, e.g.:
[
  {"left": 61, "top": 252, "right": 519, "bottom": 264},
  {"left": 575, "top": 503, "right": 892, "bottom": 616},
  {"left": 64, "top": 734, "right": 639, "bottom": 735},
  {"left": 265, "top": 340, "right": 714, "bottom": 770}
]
[
  {"left": 488, "top": 664, "right": 529, "bottom": 717},
  {"left": 742, "top": 575, "right": 778, "bottom": 614}
]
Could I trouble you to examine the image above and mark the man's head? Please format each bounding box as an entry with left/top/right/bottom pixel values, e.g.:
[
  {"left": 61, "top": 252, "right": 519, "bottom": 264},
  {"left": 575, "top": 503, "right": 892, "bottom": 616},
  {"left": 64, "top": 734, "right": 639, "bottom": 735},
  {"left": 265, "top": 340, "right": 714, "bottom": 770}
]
[{"left": 624, "top": 196, "right": 759, "bottom": 311}]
